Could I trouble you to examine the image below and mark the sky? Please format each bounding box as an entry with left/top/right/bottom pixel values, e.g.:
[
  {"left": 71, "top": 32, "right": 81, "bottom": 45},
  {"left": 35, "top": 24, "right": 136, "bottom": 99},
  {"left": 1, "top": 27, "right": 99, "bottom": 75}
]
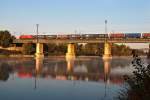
[{"left": 0, "top": 0, "right": 150, "bottom": 48}]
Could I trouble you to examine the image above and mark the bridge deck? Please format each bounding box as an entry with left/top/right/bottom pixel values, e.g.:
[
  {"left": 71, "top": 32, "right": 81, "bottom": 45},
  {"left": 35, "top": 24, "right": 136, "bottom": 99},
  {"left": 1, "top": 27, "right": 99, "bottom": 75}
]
[{"left": 13, "top": 38, "right": 150, "bottom": 43}]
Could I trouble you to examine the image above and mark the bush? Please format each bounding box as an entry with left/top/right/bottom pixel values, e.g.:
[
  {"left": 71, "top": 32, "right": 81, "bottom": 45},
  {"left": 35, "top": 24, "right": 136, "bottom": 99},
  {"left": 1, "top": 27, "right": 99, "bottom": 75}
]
[{"left": 118, "top": 55, "right": 150, "bottom": 100}]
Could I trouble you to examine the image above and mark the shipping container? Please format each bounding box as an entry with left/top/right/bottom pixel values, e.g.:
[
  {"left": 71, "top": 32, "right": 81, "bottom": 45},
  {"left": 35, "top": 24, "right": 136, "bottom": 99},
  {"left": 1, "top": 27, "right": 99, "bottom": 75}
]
[
  {"left": 125, "top": 33, "right": 141, "bottom": 38},
  {"left": 47, "top": 35, "right": 57, "bottom": 39},
  {"left": 90, "top": 34, "right": 100, "bottom": 39},
  {"left": 69, "top": 34, "right": 81, "bottom": 39},
  {"left": 56, "top": 35, "right": 69, "bottom": 39},
  {"left": 98, "top": 34, "right": 108, "bottom": 38},
  {"left": 110, "top": 33, "right": 125, "bottom": 38},
  {"left": 81, "top": 34, "right": 90, "bottom": 39},
  {"left": 142, "top": 33, "right": 150, "bottom": 38},
  {"left": 37, "top": 35, "right": 47, "bottom": 39}
]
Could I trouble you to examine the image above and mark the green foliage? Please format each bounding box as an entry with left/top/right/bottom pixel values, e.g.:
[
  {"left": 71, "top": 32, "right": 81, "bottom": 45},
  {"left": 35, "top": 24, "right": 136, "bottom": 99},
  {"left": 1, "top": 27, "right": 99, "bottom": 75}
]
[
  {"left": 118, "top": 56, "right": 150, "bottom": 100},
  {"left": 0, "top": 30, "right": 14, "bottom": 47},
  {"left": 22, "top": 43, "right": 36, "bottom": 55},
  {"left": 76, "top": 43, "right": 102, "bottom": 56},
  {"left": 112, "top": 44, "right": 132, "bottom": 56},
  {"left": 47, "top": 43, "right": 67, "bottom": 55}
]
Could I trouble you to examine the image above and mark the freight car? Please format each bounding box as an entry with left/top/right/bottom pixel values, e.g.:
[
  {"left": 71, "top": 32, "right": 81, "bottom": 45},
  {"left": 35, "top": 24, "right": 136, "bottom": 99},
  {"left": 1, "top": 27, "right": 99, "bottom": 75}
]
[
  {"left": 56, "top": 34, "right": 70, "bottom": 39},
  {"left": 85, "top": 34, "right": 99, "bottom": 39},
  {"left": 69, "top": 34, "right": 82, "bottom": 39},
  {"left": 142, "top": 33, "right": 150, "bottom": 38},
  {"left": 110, "top": 33, "right": 125, "bottom": 38},
  {"left": 46, "top": 35, "right": 57, "bottom": 39},
  {"left": 125, "top": 33, "right": 141, "bottom": 38},
  {"left": 97, "top": 34, "right": 108, "bottom": 39},
  {"left": 80, "top": 34, "right": 108, "bottom": 39}
]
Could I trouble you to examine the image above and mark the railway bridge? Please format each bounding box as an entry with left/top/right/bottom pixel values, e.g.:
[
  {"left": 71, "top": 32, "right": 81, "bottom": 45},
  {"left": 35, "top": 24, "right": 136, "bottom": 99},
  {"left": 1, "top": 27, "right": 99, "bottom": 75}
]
[{"left": 13, "top": 38, "right": 150, "bottom": 59}]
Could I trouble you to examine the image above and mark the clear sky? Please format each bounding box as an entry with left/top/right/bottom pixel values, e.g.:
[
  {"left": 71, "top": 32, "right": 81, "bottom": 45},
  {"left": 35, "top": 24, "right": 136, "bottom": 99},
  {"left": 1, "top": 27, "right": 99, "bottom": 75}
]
[{"left": 0, "top": 0, "right": 150, "bottom": 48}]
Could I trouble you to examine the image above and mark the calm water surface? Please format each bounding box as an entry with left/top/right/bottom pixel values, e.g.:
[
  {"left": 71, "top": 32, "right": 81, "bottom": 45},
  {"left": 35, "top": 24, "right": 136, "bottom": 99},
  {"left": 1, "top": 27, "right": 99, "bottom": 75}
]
[{"left": 0, "top": 56, "right": 149, "bottom": 100}]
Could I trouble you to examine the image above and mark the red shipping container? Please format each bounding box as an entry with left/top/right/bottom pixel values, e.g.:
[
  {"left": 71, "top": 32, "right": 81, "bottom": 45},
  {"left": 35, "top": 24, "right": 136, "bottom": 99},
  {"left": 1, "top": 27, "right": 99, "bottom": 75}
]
[
  {"left": 110, "top": 33, "right": 125, "bottom": 38},
  {"left": 142, "top": 33, "right": 150, "bottom": 38}
]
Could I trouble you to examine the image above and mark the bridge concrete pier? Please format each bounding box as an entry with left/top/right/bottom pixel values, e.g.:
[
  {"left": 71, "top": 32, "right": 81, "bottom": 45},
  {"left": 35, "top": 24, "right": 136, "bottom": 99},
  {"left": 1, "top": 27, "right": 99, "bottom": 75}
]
[
  {"left": 35, "top": 43, "right": 44, "bottom": 58},
  {"left": 103, "top": 42, "right": 112, "bottom": 59},
  {"left": 66, "top": 43, "right": 75, "bottom": 59}
]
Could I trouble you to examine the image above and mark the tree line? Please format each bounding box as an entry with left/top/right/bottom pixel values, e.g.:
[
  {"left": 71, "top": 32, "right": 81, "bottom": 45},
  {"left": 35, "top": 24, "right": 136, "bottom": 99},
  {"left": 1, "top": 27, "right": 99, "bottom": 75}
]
[{"left": 0, "top": 30, "right": 15, "bottom": 47}]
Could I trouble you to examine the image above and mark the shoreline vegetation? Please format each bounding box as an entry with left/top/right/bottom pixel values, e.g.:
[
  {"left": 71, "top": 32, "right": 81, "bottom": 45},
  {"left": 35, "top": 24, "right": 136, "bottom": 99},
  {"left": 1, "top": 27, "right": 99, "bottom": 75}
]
[{"left": 117, "top": 55, "right": 150, "bottom": 100}]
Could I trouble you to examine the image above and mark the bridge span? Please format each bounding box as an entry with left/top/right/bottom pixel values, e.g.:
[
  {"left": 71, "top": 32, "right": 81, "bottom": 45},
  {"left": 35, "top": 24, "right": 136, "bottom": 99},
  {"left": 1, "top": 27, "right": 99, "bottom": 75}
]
[{"left": 13, "top": 38, "right": 150, "bottom": 59}]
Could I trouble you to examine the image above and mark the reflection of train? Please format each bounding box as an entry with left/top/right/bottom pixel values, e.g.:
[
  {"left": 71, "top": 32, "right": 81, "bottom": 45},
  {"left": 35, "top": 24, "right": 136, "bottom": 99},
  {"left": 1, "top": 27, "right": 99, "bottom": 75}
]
[
  {"left": 17, "top": 72, "right": 32, "bottom": 78},
  {"left": 19, "top": 33, "right": 150, "bottom": 39}
]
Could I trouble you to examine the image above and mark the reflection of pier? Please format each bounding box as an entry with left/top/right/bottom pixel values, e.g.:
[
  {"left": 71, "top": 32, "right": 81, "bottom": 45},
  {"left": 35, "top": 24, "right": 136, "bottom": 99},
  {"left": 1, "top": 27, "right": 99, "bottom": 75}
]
[
  {"left": 102, "top": 58, "right": 111, "bottom": 99},
  {"left": 66, "top": 56, "right": 75, "bottom": 73},
  {"left": 34, "top": 57, "right": 44, "bottom": 89},
  {"left": 35, "top": 57, "right": 43, "bottom": 74},
  {"left": 103, "top": 58, "right": 111, "bottom": 84}
]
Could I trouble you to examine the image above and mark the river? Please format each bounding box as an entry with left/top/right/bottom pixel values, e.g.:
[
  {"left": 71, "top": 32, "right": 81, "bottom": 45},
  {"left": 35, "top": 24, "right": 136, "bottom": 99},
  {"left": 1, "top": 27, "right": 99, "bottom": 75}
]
[{"left": 0, "top": 56, "right": 149, "bottom": 100}]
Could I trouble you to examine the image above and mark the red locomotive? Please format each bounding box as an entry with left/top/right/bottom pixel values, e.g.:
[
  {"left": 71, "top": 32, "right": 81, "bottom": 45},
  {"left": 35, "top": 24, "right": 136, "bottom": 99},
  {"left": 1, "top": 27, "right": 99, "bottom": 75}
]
[{"left": 19, "top": 35, "right": 34, "bottom": 39}]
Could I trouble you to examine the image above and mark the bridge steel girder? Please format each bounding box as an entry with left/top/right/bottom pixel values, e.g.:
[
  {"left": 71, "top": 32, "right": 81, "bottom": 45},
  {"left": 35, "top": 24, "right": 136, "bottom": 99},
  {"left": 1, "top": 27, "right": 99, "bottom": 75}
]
[{"left": 13, "top": 38, "right": 150, "bottom": 44}]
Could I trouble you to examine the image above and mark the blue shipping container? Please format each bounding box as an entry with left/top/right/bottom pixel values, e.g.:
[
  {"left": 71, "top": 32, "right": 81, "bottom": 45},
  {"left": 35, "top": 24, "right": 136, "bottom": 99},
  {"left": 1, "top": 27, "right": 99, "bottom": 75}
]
[{"left": 125, "top": 33, "right": 141, "bottom": 38}]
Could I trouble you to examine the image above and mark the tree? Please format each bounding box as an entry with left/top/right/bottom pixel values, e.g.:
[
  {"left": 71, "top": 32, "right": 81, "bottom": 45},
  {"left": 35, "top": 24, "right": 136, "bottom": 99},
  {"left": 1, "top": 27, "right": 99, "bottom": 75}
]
[
  {"left": 22, "top": 43, "right": 36, "bottom": 55},
  {"left": 0, "top": 30, "right": 15, "bottom": 47},
  {"left": 118, "top": 55, "right": 150, "bottom": 100},
  {"left": 112, "top": 44, "right": 132, "bottom": 56}
]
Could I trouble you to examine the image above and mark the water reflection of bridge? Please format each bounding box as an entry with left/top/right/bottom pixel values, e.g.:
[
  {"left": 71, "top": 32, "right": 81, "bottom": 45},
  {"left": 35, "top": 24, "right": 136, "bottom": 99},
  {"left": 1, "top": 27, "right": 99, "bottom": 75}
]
[
  {"left": 0, "top": 57, "right": 125, "bottom": 84},
  {"left": 33, "top": 57, "right": 124, "bottom": 84}
]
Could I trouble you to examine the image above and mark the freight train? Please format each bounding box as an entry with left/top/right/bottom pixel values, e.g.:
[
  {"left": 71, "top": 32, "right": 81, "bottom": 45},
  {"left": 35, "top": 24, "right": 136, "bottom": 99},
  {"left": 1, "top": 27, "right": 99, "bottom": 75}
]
[{"left": 19, "top": 33, "right": 150, "bottom": 39}]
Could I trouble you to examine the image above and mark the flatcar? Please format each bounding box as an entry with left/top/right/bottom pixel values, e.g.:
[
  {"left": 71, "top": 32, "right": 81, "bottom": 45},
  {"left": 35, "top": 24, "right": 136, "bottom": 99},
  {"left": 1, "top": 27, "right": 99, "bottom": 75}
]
[{"left": 125, "top": 33, "right": 141, "bottom": 38}]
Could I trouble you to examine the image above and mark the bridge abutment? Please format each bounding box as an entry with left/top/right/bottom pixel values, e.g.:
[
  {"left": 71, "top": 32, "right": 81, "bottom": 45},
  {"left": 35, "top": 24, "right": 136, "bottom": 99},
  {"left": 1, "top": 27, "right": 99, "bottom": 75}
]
[
  {"left": 103, "top": 42, "right": 112, "bottom": 59},
  {"left": 35, "top": 43, "right": 44, "bottom": 58},
  {"left": 66, "top": 43, "right": 75, "bottom": 59}
]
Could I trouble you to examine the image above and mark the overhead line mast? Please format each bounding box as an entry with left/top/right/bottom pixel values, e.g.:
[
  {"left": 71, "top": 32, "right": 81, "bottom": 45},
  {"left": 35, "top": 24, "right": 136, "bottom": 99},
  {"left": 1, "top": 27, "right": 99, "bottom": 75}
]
[{"left": 36, "top": 24, "right": 39, "bottom": 43}]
